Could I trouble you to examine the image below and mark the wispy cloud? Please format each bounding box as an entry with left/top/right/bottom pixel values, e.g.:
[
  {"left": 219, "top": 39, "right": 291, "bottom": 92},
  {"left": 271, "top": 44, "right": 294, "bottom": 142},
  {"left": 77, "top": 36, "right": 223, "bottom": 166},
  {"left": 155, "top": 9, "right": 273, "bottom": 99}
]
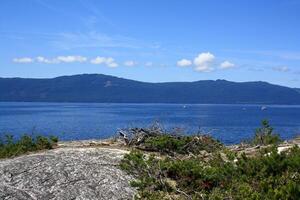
[
  {"left": 220, "top": 61, "right": 235, "bottom": 69},
  {"left": 247, "top": 67, "right": 265, "bottom": 72},
  {"left": 177, "top": 59, "right": 192, "bottom": 67},
  {"left": 90, "top": 56, "right": 118, "bottom": 67},
  {"left": 0, "top": 30, "right": 161, "bottom": 54},
  {"left": 51, "top": 32, "right": 143, "bottom": 50},
  {"left": 224, "top": 49, "right": 300, "bottom": 61},
  {"left": 13, "top": 57, "right": 34, "bottom": 63},
  {"left": 145, "top": 62, "right": 153, "bottom": 67},
  {"left": 36, "top": 56, "right": 58, "bottom": 64},
  {"left": 272, "top": 66, "right": 290, "bottom": 72},
  {"left": 262, "top": 51, "right": 300, "bottom": 61},
  {"left": 56, "top": 56, "right": 87, "bottom": 63},
  {"left": 279, "top": 53, "right": 300, "bottom": 60},
  {"left": 33, "top": 0, "right": 112, "bottom": 30},
  {"left": 77, "top": 0, "right": 119, "bottom": 31},
  {"left": 13, "top": 56, "right": 88, "bottom": 64},
  {"left": 24, "top": 1, "right": 147, "bottom": 51},
  {"left": 124, "top": 60, "right": 137, "bottom": 67}
]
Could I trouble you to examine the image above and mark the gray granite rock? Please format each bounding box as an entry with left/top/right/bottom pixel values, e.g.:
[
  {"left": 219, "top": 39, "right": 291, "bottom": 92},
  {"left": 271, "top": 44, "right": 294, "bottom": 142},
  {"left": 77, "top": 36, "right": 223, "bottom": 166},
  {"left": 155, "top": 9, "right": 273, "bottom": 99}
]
[{"left": 0, "top": 147, "right": 135, "bottom": 200}]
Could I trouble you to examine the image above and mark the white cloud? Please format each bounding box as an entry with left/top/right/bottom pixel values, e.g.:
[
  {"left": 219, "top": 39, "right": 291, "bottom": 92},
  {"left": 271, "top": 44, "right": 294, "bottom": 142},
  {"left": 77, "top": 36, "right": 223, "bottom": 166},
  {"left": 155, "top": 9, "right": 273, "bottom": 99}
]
[
  {"left": 193, "top": 52, "right": 215, "bottom": 72},
  {"left": 107, "top": 62, "right": 118, "bottom": 67},
  {"left": 13, "top": 57, "right": 34, "bottom": 63},
  {"left": 90, "top": 57, "right": 107, "bottom": 64},
  {"left": 145, "top": 62, "right": 153, "bottom": 67},
  {"left": 56, "top": 56, "right": 87, "bottom": 63},
  {"left": 36, "top": 56, "right": 50, "bottom": 63},
  {"left": 36, "top": 56, "right": 59, "bottom": 64},
  {"left": 90, "top": 56, "right": 118, "bottom": 67},
  {"left": 273, "top": 66, "right": 289, "bottom": 72},
  {"left": 176, "top": 52, "right": 238, "bottom": 72},
  {"left": 34, "top": 56, "right": 87, "bottom": 64},
  {"left": 124, "top": 60, "right": 136, "bottom": 67},
  {"left": 220, "top": 61, "right": 235, "bottom": 69},
  {"left": 177, "top": 59, "right": 192, "bottom": 67}
]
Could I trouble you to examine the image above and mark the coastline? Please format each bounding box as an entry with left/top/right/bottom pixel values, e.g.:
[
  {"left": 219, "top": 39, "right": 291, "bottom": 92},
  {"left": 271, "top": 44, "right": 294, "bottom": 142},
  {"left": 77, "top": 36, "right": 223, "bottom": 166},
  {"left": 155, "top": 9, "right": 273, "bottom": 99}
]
[{"left": 1, "top": 136, "right": 299, "bottom": 199}]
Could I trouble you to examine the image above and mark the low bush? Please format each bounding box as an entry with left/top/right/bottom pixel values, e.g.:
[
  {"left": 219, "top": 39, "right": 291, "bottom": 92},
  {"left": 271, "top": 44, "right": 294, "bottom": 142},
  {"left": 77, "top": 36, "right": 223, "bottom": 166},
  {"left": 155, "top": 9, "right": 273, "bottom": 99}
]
[
  {"left": 0, "top": 134, "right": 58, "bottom": 159},
  {"left": 143, "top": 134, "right": 223, "bottom": 155},
  {"left": 121, "top": 146, "right": 300, "bottom": 199},
  {"left": 251, "top": 120, "right": 282, "bottom": 146},
  {"left": 120, "top": 121, "right": 300, "bottom": 199}
]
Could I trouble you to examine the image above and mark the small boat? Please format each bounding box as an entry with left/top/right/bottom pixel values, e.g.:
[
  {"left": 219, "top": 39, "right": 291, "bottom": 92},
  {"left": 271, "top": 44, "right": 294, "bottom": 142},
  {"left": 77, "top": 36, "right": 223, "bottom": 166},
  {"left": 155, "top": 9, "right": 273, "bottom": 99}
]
[
  {"left": 261, "top": 106, "right": 267, "bottom": 111},
  {"left": 183, "top": 105, "right": 187, "bottom": 109}
]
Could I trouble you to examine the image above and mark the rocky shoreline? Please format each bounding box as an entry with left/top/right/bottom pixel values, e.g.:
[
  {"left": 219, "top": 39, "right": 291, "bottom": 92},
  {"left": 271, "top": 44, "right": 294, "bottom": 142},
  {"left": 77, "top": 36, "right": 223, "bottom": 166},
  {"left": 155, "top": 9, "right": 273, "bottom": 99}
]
[
  {"left": 0, "top": 139, "right": 135, "bottom": 200},
  {"left": 0, "top": 137, "right": 299, "bottom": 200}
]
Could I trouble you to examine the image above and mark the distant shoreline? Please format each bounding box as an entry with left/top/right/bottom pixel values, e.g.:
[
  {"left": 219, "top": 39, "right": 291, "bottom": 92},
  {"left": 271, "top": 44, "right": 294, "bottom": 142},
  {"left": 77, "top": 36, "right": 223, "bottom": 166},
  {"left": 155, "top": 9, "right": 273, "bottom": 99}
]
[
  {"left": 1, "top": 74, "right": 300, "bottom": 104},
  {"left": 1, "top": 101, "right": 300, "bottom": 106}
]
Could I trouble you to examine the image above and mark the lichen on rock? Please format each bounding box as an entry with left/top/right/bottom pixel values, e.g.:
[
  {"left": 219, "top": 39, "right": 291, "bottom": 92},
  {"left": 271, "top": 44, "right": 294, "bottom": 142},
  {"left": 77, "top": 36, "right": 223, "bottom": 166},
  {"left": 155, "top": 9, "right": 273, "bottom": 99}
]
[{"left": 0, "top": 146, "right": 135, "bottom": 200}]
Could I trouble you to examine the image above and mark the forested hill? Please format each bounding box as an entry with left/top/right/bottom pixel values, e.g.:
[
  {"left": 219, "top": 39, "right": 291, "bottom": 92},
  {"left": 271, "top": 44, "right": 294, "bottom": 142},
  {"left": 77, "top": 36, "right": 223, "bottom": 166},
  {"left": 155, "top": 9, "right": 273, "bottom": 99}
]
[{"left": 1, "top": 74, "right": 300, "bottom": 104}]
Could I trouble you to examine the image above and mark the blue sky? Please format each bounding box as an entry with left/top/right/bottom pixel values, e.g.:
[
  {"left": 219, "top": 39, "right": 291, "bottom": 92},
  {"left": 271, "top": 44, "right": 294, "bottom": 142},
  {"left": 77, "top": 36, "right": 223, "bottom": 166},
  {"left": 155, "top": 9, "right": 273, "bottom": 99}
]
[{"left": 0, "top": 0, "right": 300, "bottom": 87}]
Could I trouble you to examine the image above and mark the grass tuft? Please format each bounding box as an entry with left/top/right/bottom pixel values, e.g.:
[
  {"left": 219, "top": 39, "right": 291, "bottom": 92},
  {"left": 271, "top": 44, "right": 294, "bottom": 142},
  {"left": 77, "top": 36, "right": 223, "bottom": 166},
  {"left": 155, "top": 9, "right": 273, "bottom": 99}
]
[{"left": 0, "top": 134, "right": 58, "bottom": 159}]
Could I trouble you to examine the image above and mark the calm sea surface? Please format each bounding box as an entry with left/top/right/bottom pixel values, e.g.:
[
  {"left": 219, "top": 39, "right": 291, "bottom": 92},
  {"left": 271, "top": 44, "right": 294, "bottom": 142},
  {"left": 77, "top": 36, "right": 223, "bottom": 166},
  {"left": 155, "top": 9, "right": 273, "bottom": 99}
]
[{"left": 0, "top": 102, "right": 299, "bottom": 144}]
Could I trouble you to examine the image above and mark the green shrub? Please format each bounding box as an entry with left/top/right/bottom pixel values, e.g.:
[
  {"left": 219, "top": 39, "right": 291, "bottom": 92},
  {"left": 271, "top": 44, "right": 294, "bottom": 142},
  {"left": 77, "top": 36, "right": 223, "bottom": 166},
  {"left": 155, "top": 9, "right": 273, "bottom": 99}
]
[
  {"left": 121, "top": 146, "right": 300, "bottom": 199},
  {"left": 144, "top": 135, "right": 191, "bottom": 154},
  {"left": 251, "top": 120, "right": 281, "bottom": 146},
  {"left": 36, "top": 135, "right": 52, "bottom": 150},
  {"left": 120, "top": 120, "right": 300, "bottom": 200},
  {"left": 49, "top": 135, "right": 59, "bottom": 143},
  {"left": 0, "top": 134, "right": 58, "bottom": 159},
  {"left": 143, "top": 134, "right": 223, "bottom": 155}
]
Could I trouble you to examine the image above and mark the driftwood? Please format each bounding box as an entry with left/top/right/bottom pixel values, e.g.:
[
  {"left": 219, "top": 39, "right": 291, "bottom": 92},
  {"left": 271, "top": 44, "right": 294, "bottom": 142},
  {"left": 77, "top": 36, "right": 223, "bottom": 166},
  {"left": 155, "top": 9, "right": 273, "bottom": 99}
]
[
  {"left": 118, "top": 125, "right": 164, "bottom": 146},
  {"left": 118, "top": 125, "right": 223, "bottom": 156}
]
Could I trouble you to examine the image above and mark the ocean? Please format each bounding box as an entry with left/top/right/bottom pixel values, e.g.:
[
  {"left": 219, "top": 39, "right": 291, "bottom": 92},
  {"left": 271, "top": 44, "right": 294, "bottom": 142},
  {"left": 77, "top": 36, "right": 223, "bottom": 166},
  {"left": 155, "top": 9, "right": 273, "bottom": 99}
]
[{"left": 0, "top": 102, "right": 299, "bottom": 144}]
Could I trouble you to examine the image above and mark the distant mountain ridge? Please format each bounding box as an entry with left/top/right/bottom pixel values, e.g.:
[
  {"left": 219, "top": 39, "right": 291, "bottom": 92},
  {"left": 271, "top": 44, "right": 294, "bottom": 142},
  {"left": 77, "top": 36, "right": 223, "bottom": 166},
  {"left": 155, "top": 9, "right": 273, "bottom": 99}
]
[{"left": 1, "top": 74, "right": 300, "bottom": 104}]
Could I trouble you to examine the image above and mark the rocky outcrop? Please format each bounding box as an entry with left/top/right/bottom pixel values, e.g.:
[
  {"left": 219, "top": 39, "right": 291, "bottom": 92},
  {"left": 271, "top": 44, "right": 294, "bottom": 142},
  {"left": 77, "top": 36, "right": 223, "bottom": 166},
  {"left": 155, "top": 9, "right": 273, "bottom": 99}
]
[
  {"left": 1, "top": 136, "right": 299, "bottom": 200},
  {"left": 0, "top": 145, "right": 135, "bottom": 200}
]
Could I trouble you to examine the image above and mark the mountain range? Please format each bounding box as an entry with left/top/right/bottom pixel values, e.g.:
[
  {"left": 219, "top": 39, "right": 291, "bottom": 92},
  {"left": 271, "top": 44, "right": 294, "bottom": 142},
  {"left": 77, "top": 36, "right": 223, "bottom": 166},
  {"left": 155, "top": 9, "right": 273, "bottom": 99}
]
[{"left": 0, "top": 74, "right": 300, "bottom": 104}]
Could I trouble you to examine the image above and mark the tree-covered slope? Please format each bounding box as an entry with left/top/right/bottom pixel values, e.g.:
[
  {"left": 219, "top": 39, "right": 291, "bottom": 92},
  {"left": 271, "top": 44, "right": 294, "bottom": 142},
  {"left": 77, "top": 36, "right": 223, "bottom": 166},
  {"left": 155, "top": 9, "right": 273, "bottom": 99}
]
[{"left": 1, "top": 74, "right": 300, "bottom": 104}]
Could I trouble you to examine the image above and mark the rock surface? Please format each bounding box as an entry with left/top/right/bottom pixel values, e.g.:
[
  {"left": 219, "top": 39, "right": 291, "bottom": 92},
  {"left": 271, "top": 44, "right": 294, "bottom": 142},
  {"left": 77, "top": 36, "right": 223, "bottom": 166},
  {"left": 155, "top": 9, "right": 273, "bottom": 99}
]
[
  {"left": 1, "top": 137, "right": 299, "bottom": 200},
  {"left": 0, "top": 145, "right": 135, "bottom": 200}
]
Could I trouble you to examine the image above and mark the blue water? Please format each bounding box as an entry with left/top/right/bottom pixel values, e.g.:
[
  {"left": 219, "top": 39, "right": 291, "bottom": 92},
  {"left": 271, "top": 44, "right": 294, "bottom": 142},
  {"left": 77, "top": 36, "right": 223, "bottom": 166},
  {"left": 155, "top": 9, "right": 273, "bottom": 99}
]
[{"left": 0, "top": 102, "right": 299, "bottom": 144}]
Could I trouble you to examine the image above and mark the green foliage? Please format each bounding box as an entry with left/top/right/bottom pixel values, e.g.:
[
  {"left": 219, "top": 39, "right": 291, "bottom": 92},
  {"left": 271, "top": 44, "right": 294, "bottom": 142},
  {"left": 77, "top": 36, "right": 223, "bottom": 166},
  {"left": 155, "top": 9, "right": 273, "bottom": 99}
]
[
  {"left": 120, "top": 150, "right": 165, "bottom": 192},
  {"left": 144, "top": 135, "right": 191, "bottom": 154},
  {"left": 35, "top": 135, "right": 53, "bottom": 150},
  {"left": 49, "top": 135, "right": 59, "bottom": 143},
  {"left": 120, "top": 121, "right": 300, "bottom": 199},
  {"left": 251, "top": 120, "right": 281, "bottom": 146},
  {"left": 121, "top": 146, "right": 300, "bottom": 199},
  {"left": 0, "top": 134, "right": 58, "bottom": 159},
  {"left": 143, "top": 134, "right": 223, "bottom": 155}
]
